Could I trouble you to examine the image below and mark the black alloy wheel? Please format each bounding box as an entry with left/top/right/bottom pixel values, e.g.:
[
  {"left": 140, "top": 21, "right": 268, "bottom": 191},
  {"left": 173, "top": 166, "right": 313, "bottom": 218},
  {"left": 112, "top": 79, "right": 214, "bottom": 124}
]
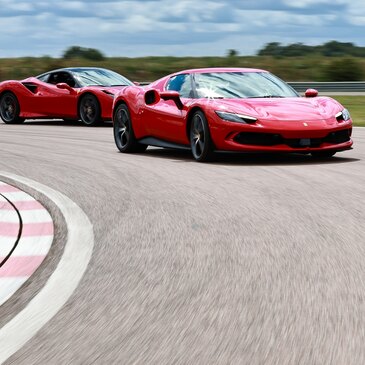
[
  {"left": 190, "top": 110, "right": 214, "bottom": 162},
  {"left": 113, "top": 103, "right": 147, "bottom": 153},
  {"left": 79, "top": 94, "right": 101, "bottom": 126},
  {"left": 0, "top": 92, "right": 24, "bottom": 124}
]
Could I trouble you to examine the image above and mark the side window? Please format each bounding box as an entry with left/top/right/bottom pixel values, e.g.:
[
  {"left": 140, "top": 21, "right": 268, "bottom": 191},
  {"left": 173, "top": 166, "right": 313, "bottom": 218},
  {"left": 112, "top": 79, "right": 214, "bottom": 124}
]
[
  {"left": 166, "top": 74, "right": 192, "bottom": 98},
  {"left": 37, "top": 74, "right": 49, "bottom": 83},
  {"left": 47, "top": 72, "right": 76, "bottom": 87},
  {"left": 47, "top": 73, "right": 61, "bottom": 85}
]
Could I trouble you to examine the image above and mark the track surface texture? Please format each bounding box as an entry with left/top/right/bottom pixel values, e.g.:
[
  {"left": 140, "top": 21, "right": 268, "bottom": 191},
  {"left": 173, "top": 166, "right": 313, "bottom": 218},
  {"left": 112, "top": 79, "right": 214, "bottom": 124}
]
[{"left": 1, "top": 121, "right": 365, "bottom": 365}]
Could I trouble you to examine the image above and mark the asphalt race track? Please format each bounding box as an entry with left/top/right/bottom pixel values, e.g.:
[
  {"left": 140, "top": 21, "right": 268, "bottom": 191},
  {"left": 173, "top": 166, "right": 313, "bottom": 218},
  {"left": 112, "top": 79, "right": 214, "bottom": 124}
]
[{"left": 1, "top": 121, "right": 365, "bottom": 364}]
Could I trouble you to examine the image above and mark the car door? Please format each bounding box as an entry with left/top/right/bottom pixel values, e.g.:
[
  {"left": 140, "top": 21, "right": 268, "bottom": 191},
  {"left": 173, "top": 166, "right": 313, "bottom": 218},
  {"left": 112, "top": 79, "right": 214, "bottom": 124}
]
[
  {"left": 35, "top": 71, "right": 79, "bottom": 118},
  {"left": 144, "top": 73, "right": 192, "bottom": 144}
]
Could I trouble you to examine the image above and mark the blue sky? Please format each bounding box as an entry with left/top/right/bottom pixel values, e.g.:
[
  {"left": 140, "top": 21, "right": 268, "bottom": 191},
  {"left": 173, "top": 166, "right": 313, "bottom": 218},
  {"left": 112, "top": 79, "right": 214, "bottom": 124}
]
[{"left": 0, "top": 0, "right": 364, "bottom": 58}]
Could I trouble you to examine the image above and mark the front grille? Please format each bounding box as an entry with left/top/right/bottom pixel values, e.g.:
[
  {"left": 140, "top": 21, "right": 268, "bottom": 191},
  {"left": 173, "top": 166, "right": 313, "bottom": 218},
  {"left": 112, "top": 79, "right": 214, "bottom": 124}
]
[
  {"left": 285, "top": 138, "right": 322, "bottom": 148},
  {"left": 234, "top": 129, "right": 351, "bottom": 148},
  {"left": 323, "top": 129, "right": 351, "bottom": 144},
  {"left": 234, "top": 133, "right": 284, "bottom": 146}
]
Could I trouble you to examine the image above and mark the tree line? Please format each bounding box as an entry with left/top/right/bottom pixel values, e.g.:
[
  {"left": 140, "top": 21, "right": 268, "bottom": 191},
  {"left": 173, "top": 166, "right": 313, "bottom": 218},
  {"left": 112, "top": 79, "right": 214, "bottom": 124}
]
[
  {"left": 0, "top": 42, "right": 364, "bottom": 82},
  {"left": 61, "top": 42, "right": 365, "bottom": 81},
  {"left": 255, "top": 41, "right": 365, "bottom": 81},
  {"left": 257, "top": 41, "right": 365, "bottom": 58}
]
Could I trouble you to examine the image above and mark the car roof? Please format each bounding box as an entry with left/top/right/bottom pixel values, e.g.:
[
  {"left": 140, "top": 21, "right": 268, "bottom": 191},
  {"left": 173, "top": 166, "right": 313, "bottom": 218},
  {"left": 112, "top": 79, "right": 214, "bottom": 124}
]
[
  {"left": 44, "top": 67, "right": 111, "bottom": 73},
  {"left": 37, "top": 67, "right": 113, "bottom": 78},
  {"left": 171, "top": 67, "right": 268, "bottom": 76}
]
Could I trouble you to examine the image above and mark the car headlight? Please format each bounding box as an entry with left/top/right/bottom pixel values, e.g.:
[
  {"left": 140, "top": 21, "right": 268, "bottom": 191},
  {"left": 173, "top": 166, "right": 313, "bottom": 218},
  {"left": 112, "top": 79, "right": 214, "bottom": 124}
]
[
  {"left": 336, "top": 108, "right": 351, "bottom": 122},
  {"left": 215, "top": 111, "right": 257, "bottom": 124}
]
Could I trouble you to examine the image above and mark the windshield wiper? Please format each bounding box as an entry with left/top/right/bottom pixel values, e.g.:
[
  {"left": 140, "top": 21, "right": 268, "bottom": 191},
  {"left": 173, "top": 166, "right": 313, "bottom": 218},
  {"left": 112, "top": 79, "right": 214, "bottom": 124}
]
[
  {"left": 203, "top": 96, "right": 225, "bottom": 99},
  {"left": 248, "top": 95, "right": 284, "bottom": 98},
  {"left": 110, "top": 84, "right": 129, "bottom": 87}
]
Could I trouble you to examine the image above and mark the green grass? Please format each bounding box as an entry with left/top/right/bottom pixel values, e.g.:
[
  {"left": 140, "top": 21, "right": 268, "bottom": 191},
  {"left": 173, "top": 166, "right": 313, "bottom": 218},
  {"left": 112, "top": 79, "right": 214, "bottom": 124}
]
[
  {"left": 332, "top": 96, "right": 365, "bottom": 126},
  {"left": 1, "top": 55, "right": 365, "bottom": 83}
]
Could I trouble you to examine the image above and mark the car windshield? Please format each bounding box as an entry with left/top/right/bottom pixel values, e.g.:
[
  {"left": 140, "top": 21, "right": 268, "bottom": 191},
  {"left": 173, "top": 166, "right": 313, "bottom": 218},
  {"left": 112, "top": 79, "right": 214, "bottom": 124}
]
[
  {"left": 194, "top": 72, "right": 299, "bottom": 99},
  {"left": 72, "top": 68, "right": 133, "bottom": 87}
]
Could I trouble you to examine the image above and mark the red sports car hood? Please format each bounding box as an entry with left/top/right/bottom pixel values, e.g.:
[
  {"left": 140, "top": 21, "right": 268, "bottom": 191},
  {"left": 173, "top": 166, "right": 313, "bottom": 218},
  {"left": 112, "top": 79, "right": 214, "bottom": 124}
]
[{"left": 212, "top": 97, "right": 342, "bottom": 121}]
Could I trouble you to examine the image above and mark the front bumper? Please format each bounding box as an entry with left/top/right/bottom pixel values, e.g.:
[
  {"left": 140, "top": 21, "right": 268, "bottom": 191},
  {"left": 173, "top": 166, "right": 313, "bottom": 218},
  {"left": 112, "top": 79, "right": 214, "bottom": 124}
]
[{"left": 210, "top": 117, "right": 353, "bottom": 153}]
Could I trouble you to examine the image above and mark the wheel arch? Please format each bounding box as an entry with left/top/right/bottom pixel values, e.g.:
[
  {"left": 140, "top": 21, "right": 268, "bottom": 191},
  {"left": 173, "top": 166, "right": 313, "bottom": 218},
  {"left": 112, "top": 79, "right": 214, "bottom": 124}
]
[
  {"left": 112, "top": 98, "right": 133, "bottom": 122},
  {"left": 1, "top": 82, "right": 34, "bottom": 107},
  {"left": 186, "top": 106, "right": 205, "bottom": 141},
  {"left": 77, "top": 92, "right": 101, "bottom": 119},
  {"left": 0, "top": 89, "right": 18, "bottom": 101},
  {"left": 0, "top": 89, "right": 24, "bottom": 123},
  {"left": 112, "top": 98, "right": 130, "bottom": 123},
  {"left": 113, "top": 98, "right": 129, "bottom": 111}
]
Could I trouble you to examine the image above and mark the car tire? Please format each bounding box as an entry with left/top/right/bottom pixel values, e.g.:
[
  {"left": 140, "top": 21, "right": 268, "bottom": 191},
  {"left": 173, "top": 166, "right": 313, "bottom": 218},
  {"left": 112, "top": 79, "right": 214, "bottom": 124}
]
[
  {"left": 189, "top": 110, "right": 215, "bottom": 162},
  {"left": 113, "top": 103, "right": 147, "bottom": 153},
  {"left": 0, "top": 92, "right": 25, "bottom": 124},
  {"left": 79, "top": 94, "right": 102, "bottom": 126},
  {"left": 311, "top": 151, "right": 336, "bottom": 159}
]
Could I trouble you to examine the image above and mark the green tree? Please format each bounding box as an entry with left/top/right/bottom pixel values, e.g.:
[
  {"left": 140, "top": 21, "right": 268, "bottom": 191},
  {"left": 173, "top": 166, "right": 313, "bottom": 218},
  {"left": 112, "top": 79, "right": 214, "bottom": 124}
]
[
  {"left": 320, "top": 41, "right": 355, "bottom": 57},
  {"left": 226, "top": 49, "right": 239, "bottom": 57},
  {"left": 280, "top": 43, "right": 312, "bottom": 57},
  {"left": 63, "top": 46, "right": 105, "bottom": 61},
  {"left": 258, "top": 40, "right": 365, "bottom": 58},
  {"left": 323, "top": 58, "right": 364, "bottom": 81},
  {"left": 258, "top": 42, "right": 283, "bottom": 57}
]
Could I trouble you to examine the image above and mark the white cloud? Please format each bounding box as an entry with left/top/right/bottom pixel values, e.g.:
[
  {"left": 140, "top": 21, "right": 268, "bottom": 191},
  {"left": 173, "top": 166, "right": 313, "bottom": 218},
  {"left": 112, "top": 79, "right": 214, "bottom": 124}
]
[
  {"left": 57, "top": 1, "right": 86, "bottom": 11},
  {"left": 282, "top": 0, "right": 346, "bottom": 8},
  {"left": 235, "top": 9, "right": 334, "bottom": 28},
  {"left": 0, "top": 0, "right": 32, "bottom": 9},
  {"left": 0, "top": 0, "right": 364, "bottom": 57},
  {"left": 346, "top": 0, "right": 365, "bottom": 25},
  {"left": 0, "top": 16, "right": 28, "bottom": 34}
]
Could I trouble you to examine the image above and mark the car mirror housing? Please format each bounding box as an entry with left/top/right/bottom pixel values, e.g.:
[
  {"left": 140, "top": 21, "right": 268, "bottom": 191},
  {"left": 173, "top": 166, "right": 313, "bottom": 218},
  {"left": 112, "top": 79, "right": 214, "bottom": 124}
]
[
  {"left": 56, "top": 83, "right": 76, "bottom": 94},
  {"left": 144, "top": 89, "right": 161, "bottom": 106},
  {"left": 304, "top": 88, "right": 318, "bottom": 97},
  {"left": 159, "top": 90, "right": 183, "bottom": 110}
]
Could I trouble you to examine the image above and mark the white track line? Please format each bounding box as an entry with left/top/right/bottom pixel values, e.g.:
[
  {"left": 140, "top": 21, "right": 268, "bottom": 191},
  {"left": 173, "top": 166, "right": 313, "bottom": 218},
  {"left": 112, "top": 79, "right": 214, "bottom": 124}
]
[
  {"left": 0, "top": 172, "right": 94, "bottom": 364},
  {"left": 0, "top": 278, "right": 29, "bottom": 305}
]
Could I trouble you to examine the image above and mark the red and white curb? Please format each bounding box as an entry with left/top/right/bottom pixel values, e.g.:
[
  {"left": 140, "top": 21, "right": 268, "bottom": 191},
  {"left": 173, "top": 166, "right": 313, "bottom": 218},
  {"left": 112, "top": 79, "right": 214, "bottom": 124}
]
[
  {"left": 0, "top": 181, "right": 54, "bottom": 306},
  {"left": 0, "top": 173, "right": 94, "bottom": 364}
]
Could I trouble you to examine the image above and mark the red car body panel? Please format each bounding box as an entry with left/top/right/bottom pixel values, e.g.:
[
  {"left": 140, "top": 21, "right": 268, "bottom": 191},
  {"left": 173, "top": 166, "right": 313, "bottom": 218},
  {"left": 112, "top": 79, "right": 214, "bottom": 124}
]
[
  {"left": 113, "top": 68, "right": 353, "bottom": 154},
  {"left": 0, "top": 73, "right": 128, "bottom": 122}
]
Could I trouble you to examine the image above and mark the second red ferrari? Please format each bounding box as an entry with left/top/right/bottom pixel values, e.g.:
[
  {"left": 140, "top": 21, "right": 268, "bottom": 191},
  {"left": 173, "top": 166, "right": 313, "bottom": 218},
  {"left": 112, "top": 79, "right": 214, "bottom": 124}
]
[{"left": 0, "top": 67, "right": 133, "bottom": 126}]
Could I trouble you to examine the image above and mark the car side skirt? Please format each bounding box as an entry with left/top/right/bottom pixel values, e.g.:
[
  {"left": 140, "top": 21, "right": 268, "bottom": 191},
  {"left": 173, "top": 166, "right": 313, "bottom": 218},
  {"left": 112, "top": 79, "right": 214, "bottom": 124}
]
[{"left": 138, "top": 137, "right": 190, "bottom": 151}]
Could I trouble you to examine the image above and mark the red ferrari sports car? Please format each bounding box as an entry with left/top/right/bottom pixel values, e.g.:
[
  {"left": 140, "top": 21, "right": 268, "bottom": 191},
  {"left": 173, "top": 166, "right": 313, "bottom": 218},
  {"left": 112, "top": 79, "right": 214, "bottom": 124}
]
[
  {"left": 112, "top": 67, "right": 353, "bottom": 162},
  {"left": 0, "top": 67, "right": 133, "bottom": 126}
]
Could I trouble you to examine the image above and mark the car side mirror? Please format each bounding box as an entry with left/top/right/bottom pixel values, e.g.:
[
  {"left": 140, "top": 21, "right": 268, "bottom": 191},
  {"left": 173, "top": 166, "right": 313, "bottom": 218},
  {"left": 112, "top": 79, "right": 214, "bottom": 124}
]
[
  {"left": 159, "top": 90, "right": 183, "bottom": 110},
  {"left": 304, "top": 88, "right": 318, "bottom": 97},
  {"left": 145, "top": 89, "right": 161, "bottom": 106},
  {"left": 56, "top": 83, "right": 76, "bottom": 94}
]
